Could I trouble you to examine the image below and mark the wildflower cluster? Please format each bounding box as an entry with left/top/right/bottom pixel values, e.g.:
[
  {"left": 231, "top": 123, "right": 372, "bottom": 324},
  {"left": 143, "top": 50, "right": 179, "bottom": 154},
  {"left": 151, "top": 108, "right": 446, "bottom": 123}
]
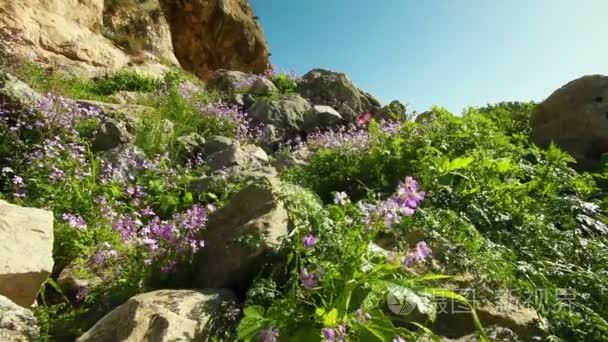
[{"left": 359, "top": 176, "right": 426, "bottom": 228}]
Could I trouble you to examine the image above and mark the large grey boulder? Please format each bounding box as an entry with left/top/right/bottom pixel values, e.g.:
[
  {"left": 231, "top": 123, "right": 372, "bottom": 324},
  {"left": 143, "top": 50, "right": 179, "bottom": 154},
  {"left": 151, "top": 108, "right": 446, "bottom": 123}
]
[
  {"left": 0, "top": 295, "right": 40, "bottom": 341},
  {"left": 195, "top": 176, "right": 288, "bottom": 290},
  {"left": 297, "top": 68, "right": 381, "bottom": 121},
  {"left": 205, "top": 69, "right": 251, "bottom": 94},
  {"left": 250, "top": 77, "right": 278, "bottom": 96},
  {"left": 175, "top": 133, "right": 206, "bottom": 159},
  {"left": 249, "top": 93, "right": 311, "bottom": 131},
  {"left": 531, "top": 74, "right": 608, "bottom": 169},
  {"left": 0, "top": 71, "right": 42, "bottom": 109},
  {"left": 303, "top": 105, "right": 343, "bottom": 131},
  {"left": 77, "top": 289, "right": 235, "bottom": 342},
  {"left": 0, "top": 200, "right": 54, "bottom": 307}
]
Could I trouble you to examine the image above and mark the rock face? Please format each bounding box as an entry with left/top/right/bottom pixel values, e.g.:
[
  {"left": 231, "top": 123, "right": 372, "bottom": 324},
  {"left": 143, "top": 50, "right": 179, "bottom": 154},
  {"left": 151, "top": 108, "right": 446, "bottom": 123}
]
[
  {"left": 77, "top": 289, "right": 235, "bottom": 342},
  {"left": 531, "top": 75, "right": 608, "bottom": 169},
  {"left": 195, "top": 176, "right": 288, "bottom": 290},
  {"left": 0, "top": 0, "right": 171, "bottom": 76},
  {"left": 297, "top": 69, "right": 381, "bottom": 121},
  {"left": 0, "top": 295, "right": 40, "bottom": 341},
  {"left": 303, "top": 105, "right": 343, "bottom": 131},
  {"left": 0, "top": 71, "right": 42, "bottom": 109},
  {"left": 159, "top": 0, "right": 271, "bottom": 79},
  {"left": 249, "top": 94, "right": 312, "bottom": 131},
  {"left": 0, "top": 200, "right": 54, "bottom": 307}
]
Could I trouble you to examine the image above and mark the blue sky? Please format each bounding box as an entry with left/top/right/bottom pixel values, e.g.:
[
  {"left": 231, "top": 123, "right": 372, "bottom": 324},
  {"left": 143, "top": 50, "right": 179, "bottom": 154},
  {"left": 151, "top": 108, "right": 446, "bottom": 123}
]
[{"left": 250, "top": 0, "right": 608, "bottom": 114}]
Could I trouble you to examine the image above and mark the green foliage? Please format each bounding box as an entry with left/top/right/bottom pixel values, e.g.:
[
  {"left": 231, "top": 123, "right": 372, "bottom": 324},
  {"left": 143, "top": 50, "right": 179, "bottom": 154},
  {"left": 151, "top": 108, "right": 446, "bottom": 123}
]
[
  {"left": 272, "top": 74, "right": 298, "bottom": 94},
  {"left": 91, "top": 70, "right": 160, "bottom": 95}
]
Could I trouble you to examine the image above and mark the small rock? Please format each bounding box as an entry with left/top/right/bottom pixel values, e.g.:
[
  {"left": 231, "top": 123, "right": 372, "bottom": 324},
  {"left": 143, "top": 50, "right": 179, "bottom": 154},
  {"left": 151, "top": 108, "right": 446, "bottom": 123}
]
[
  {"left": 109, "top": 91, "right": 141, "bottom": 105},
  {"left": 0, "top": 200, "right": 54, "bottom": 307},
  {"left": 77, "top": 289, "right": 235, "bottom": 342},
  {"left": 0, "top": 295, "right": 40, "bottom": 341},
  {"left": 303, "top": 105, "right": 343, "bottom": 131},
  {"left": 243, "top": 144, "right": 270, "bottom": 164},
  {"left": 0, "top": 71, "right": 42, "bottom": 109},
  {"left": 250, "top": 77, "right": 278, "bottom": 96},
  {"left": 272, "top": 148, "right": 310, "bottom": 171},
  {"left": 57, "top": 264, "right": 102, "bottom": 300},
  {"left": 195, "top": 176, "right": 288, "bottom": 290},
  {"left": 91, "top": 118, "right": 133, "bottom": 151}
]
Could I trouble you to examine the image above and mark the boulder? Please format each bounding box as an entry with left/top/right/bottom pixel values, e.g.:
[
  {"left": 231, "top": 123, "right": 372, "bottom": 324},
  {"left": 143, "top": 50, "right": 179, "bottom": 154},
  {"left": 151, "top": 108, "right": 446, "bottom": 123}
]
[
  {"left": 91, "top": 118, "right": 133, "bottom": 151},
  {"left": 297, "top": 69, "right": 381, "bottom": 121},
  {"left": 77, "top": 289, "right": 235, "bottom": 342},
  {"left": 377, "top": 100, "right": 407, "bottom": 120},
  {"left": 272, "top": 148, "right": 311, "bottom": 172},
  {"left": 0, "top": 200, "right": 54, "bottom": 307},
  {"left": 159, "top": 0, "right": 271, "bottom": 79},
  {"left": 206, "top": 141, "right": 269, "bottom": 171},
  {"left": 250, "top": 77, "right": 278, "bottom": 96},
  {"left": 195, "top": 176, "right": 288, "bottom": 290},
  {"left": 0, "top": 71, "right": 42, "bottom": 109},
  {"left": 249, "top": 94, "right": 311, "bottom": 131},
  {"left": 0, "top": 295, "right": 40, "bottom": 341},
  {"left": 303, "top": 105, "right": 343, "bottom": 131},
  {"left": 204, "top": 135, "right": 239, "bottom": 156},
  {"left": 531, "top": 75, "right": 608, "bottom": 169},
  {"left": 109, "top": 91, "right": 143, "bottom": 105},
  {"left": 57, "top": 264, "right": 102, "bottom": 301},
  {"left": 206, "top": 70, "right": 252, "bottom": 94},
  {"left": 175, "top": 133, "right": 206, "bottom": 159},
  {"left": 101, "top": 144, "right": 147, "bottom": 183}
]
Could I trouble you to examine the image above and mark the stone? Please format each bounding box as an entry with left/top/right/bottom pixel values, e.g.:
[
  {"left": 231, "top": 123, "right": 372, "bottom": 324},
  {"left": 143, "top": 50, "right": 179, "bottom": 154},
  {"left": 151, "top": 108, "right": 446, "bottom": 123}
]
[
  {"left": 243, "top": 144, "right": 270, "bottom": 164},
  {"left": 195, "top": 176, "right": 288, "bottom": 290},
  {"left": 109, "top": 91, "right": 142, "bottom": 105},
  {"left": 204, "top": 135, "right": 239, "bottom": 155},
  {"left": 272, "top": 148, "right": 310, "bottom": 172},
  {"left": 297, "top": 68, "right": 381, "bottom": 121},
  {"left": 206, "top": 144, "right": 247, "bottom": 171},
  {"left": 159, "top": 0, "right": 270, "bottom": 79},
  {"left": 230, "top": 93, "right": 257, "bottom": 109},
  {"left": 77, "top": 289, "right": 235, "bottom": 342},
  {"left": 91, "top": 118, "right": 133, "bottom": 151},
  {"left": 206, "top": 70, "right": 251, "bottom": 94},
  {"left": 249, "top": 94, "right": 312, "bottom": 131},
  {"left": 531, "top": 75, "right": 608, "bottom": 169},
  {"left": 175, "top": 133, "right": 206, "bottom": 159},
  {"left": 101, "top": 144, "right": 146, "bottom": 183},
  {"left": 0, "top": 71, "right": 42, "bottom": 109},
  {"left": 0, "top": 295, "right": 40, "bottom": 341},
  {"left": 76, "top": 99, "right": 150, "bottom": 120},
  {"left": 57, "top": 264, "right": 102, "bottom": 300},
  {"left": 429, "top": 275, "right": 543, "bottom": 340},
  {"left": 0, "top": 200, "right": 54, "bottom": 307},
  {"left": 377, "top": 100, "right": 407, "bottom": 120},
  {"left": 303, "top": 105, "right": 343, "bottom": 131},
  {"left": 250, "top": 77, "right": 278, "bottom": 96}
]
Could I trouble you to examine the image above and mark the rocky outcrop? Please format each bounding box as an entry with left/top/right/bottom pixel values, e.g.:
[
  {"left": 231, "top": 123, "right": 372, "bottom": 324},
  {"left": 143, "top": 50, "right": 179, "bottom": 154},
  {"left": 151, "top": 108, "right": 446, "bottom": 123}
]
[
  {"left": 0, "top": 0, "right": 171, "bottom": 76},
  {"left": 0, "top": 200, "right": 54, "bottom": 307},
  {"left": 91, "top": 118, "right": 134, "bottom": 152},
  {"left": 531, "top": 75, "right": 608, "bottom": 169},
  {"left": 303, "top": 105, "right": 343, "bottom": 131},
  {"left": 297, "top": 69, "right": 381, "bottom": 121},
  {"left": 195, "top": 175, "right": 288, "bottom": 290},
  {"left": 77, "top": 289, "right": 235, "bottom": 342},
  {"left": 159, "top": 0, "right": 271, "bottom": 79},
  {"left": 0, "top": 295, "right": 40, "bottom": 341}
]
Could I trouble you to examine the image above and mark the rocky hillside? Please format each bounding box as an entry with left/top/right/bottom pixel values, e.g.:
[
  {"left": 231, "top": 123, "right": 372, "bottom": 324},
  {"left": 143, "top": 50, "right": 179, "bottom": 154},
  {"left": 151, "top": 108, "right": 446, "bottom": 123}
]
[{"left": 1, "top": 1, "right": 608, "bottom": 342}]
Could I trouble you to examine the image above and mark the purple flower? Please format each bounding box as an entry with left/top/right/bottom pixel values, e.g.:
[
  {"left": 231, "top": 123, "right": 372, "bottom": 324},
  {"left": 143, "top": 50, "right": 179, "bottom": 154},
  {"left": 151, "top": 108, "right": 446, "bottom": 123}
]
[
  {"left": 260, "top": 326, "right": 280, "bottom": 342},
  {"left": 49, "top": 166, "right": 65, "bottom": 183},
  {"left": 13, "top": 188, "right": 26, "bottom": 198},
  {"left": 322, "top": 328, "right": 336, "bottom": 342},
  {"left": 92, "top": 244, "right": 118, "bottom": 265},
  {"left": 300, "top": 268, "right": 320, "bottom": 289},
  {"left": 75, "top": 287, "right": 89, "bottom": 302},
  {"left": 334, "top": 191, "right": 350, "bottom": 206},
  {"left": 302, "top": 234, "right": 318, "bottom": 248},
  {"left": 113, "top": 215, "right": 140, "bottom": 241},
  {"left": 403, "top": 241, "right": 432, "bottom": 267},
  {"left": 12, "top": 175, "right": 23, "bottom": 185},
  {"left": 62, "top": 213, "right": 87, "bottom": 230}
]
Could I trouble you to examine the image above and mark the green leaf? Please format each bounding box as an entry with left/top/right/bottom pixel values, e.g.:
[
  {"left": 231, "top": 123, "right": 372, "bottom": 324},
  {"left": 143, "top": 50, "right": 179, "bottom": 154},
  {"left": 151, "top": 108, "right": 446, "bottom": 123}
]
[
  {"left": 323, "top": 308, "right": 339, "bottom": 326},
  {"left": 358, "top": 316, "right": 398, "bottom": 342}
]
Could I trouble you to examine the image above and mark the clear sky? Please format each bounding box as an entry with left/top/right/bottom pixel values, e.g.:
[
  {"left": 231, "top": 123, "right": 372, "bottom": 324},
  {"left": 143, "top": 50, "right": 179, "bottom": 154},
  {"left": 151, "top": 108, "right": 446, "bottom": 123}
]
[{"left": 249, "top": 0, "right": 608, "bottom": 114}]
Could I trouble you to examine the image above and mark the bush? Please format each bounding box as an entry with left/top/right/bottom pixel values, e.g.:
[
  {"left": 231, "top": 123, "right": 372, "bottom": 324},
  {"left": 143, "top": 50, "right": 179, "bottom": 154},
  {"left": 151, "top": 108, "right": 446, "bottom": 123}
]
[{"left": 91, "top": 70, "right": 161, "bottom": 95}]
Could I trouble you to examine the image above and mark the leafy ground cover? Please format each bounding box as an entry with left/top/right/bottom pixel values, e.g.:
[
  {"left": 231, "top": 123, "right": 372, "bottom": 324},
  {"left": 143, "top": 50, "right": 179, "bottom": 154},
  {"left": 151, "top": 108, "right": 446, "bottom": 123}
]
[{"left": 0, "top": 64, "right": 607, "bottom": 341}]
